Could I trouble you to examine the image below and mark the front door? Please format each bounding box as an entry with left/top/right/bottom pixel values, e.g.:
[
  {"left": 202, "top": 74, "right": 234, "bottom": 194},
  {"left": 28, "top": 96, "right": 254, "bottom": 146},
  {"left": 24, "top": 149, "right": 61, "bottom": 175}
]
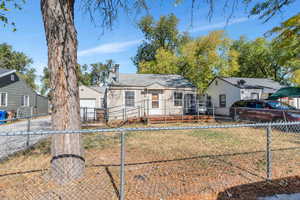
[
  {"left": 184, "top": 94, "right": 195, "bottom": 115},
  {"left": 149, "top": 92, "right": 162, "bottom": 115}
]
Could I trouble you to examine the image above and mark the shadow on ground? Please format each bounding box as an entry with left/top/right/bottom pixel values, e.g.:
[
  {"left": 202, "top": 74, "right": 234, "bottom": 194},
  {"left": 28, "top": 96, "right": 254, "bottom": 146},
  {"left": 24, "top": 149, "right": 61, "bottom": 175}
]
[{"left": 217, "top": 176, "right": 300, "bottom": 200}]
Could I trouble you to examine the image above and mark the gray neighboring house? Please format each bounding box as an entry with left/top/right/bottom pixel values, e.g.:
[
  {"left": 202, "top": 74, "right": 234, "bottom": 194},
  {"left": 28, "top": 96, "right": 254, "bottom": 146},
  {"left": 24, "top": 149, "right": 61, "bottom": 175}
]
[
  {"left": 0, "top": 68, "right": 48, "bottom": 117},
  {"left": 205, "top": 77, "right": 284, "bottom": 116},
  {"left": 106, "top": 66, "right": 197, "bottom": 120}
]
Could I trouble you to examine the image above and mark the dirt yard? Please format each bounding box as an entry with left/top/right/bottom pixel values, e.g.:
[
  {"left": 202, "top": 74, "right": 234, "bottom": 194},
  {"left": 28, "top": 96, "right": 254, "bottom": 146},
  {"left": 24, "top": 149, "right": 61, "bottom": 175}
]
[{"left": 0, "top": 122, "right": 299, "bottom": 200}]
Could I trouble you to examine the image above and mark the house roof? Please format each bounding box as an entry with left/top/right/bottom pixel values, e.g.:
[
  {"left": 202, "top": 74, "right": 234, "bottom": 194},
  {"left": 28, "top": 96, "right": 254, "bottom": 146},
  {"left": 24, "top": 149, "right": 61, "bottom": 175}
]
[
  {"left": 90, "top": 86, "right": 106, "bottom": 93},
  {"left": 218, "top": 77, "right": 283, "bottom": 91},
  {"left": 110, "top": 73, "right": 195, "bottom": 88},
  {"left": 0, "top": 68, "right": 16, "bottom": 78}
]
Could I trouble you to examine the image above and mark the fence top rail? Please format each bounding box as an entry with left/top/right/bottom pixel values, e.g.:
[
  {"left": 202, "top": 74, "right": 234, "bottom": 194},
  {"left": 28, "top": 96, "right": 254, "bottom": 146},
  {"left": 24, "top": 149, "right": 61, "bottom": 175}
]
[{"left": 0, "top": 121, "right": 299, "bottom": 136}]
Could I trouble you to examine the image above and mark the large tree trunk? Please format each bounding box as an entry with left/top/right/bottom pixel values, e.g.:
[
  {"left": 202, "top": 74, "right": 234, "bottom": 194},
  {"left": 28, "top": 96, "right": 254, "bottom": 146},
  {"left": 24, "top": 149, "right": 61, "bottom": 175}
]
[{"left": 41, "top": 0, "right": 84, "bottom": 184}]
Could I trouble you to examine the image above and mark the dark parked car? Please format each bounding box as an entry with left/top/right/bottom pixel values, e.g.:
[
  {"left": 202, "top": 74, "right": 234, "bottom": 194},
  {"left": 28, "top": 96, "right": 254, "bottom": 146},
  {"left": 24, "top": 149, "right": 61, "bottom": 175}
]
[{"left": 230, "top": 99, "right": 300, "bottom": 122}]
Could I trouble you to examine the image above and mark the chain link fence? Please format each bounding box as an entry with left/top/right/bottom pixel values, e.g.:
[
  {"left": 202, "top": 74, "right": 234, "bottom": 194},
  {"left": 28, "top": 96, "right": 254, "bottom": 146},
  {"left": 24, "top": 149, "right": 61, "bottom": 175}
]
[{"left": 0, "top": 121, "right": 299, "bottom": 199}]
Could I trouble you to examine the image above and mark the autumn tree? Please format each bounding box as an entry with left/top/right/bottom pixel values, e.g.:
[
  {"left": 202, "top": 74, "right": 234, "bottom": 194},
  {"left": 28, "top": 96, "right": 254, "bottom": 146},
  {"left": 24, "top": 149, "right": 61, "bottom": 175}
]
[
  {"left": 231, "top": 36, "right": 300, "bottom": 85},
  {"left": 179, "top": 31, "right": 239, "bottom": 92},
  {"left": 270, "top": 13, "right": 300, "bottom": 85},
  {"left": 134, "top": 14, "right": 190, "bottom": 72}
]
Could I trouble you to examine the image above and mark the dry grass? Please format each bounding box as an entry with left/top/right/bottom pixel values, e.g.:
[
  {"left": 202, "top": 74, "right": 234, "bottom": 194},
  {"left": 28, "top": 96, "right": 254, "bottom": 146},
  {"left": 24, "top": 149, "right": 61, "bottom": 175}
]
[{"left": 0, "top": 123, "right": 299, "bottom": 199}]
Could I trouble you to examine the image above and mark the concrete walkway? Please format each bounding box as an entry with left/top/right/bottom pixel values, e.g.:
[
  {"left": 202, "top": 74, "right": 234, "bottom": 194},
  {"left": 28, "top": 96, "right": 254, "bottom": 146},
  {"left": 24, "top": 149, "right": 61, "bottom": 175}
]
[
  {"left": 0, "top": 116, "right": 52, "bottom": 159},
  {"left": 258, "top": 193, "right": 300, "bottom": 200}
]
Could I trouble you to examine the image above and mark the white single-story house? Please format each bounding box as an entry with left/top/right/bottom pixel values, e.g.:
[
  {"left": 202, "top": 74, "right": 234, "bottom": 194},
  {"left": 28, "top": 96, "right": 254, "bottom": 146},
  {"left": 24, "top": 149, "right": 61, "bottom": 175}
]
[
  {"left": 106, "top": 69, "right": 197, "bottom": 120},
  {"left": 78, "top": 66, "right": 197, "bottom": 121},
  {"left": 205, "top": 77, "right": 284, "bottom": 116}
]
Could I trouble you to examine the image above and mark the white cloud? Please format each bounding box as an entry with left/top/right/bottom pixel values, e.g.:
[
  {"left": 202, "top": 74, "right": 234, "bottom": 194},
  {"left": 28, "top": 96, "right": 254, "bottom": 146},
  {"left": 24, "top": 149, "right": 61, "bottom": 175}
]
[
  {"left": 78, "top": 39, "right": 142, "bottom": 57},
  {"left": 190, "top": 17, "right": 250, "bottom": 33}
]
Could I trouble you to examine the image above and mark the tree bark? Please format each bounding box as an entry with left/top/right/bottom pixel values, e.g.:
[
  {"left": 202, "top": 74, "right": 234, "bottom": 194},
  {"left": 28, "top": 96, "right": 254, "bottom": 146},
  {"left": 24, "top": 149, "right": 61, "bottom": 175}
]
[{"left": 41, "top": 0, "right": 84, "bottom": 184}]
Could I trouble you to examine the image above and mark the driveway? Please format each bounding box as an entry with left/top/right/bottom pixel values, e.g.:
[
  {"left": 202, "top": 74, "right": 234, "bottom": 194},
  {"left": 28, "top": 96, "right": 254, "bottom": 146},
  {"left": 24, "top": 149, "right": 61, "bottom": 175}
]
[{"left": 0, "top": 116, "right": 52, "bottom": 160}]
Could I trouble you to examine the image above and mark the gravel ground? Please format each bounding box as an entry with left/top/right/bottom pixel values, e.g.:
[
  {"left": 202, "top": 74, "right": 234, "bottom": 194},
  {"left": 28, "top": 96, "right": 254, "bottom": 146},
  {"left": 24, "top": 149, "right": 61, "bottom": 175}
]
[{"left": 0, "top": 116, "right": 52, "bottom": 160}]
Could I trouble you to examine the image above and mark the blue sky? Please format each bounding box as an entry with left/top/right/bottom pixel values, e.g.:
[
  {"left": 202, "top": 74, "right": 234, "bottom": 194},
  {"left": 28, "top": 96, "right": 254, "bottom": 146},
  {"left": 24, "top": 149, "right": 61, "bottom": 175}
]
[{"left": 0, "top": 0, "right": 299, "bottom": 86}]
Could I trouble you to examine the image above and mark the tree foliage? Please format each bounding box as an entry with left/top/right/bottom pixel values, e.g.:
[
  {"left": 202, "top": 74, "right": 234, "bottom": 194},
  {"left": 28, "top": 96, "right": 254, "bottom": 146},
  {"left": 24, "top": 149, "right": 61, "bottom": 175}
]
[
  {"left": 40, "top": 59, "right": 119, "bottom": 95},
  {"left": 231, "top": 37, "right": 300, "bottom": 85},
  {"left": 248, "top": 0, "right": 296, "bottom": 22},
  {"left": 179, "top": 31, "right": 239, "bottom": 91},
  {"left": 0, "top": 0, "right": 24, "bottom": 31},
  {"left": 183, "top": 0, "right": 296, "bottom": 23},
  {"left": 269, "top": 13, "right": 300, "bottom": 85},
  {"left": 137, "top": 28, "right": 240, "bottom": 92},
  {"left": 0, "top": 43, "right": 37, "bottom": 89},
  {"left": 139, "top": 48, "right": 180, "bottom": 74},
  {"left": 134, "top": 14, "right": 190, "bottom": 71},
  {"left": 90, "top": 59, "right": 119, "bottom": 86}
]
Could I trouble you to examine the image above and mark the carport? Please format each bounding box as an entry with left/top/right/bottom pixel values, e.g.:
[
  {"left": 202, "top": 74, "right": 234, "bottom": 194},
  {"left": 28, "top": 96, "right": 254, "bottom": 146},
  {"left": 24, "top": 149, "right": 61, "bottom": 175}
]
[{"left": 268, "top": 87, "right": 300, "bottom": 109}]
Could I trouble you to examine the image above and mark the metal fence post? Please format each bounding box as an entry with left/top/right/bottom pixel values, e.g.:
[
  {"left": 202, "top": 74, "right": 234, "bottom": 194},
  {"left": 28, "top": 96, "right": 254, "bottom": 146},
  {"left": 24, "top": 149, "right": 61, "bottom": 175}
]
[
  {"left": 119, "top": 132, "right": 126, "bottom": 200},
  {"left": 26, "top": 118, "right": 31, "bottom": 147},
  {"left": 266, "top": 125, "right": 272, "bottom": 180}
]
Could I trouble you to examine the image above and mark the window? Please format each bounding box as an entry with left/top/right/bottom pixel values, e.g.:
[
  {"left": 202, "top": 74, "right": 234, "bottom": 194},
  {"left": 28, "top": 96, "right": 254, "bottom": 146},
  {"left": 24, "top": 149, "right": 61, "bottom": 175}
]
[
  {"left": 11, "top": 74, "right": 15, "bottom": 81},
  {"left": 0, "top": 93, "right": 7, "bottom": 106},
  {"left": 206, "top": 96, "right": 212, "bottom": 107},
  {"left": 152, "top": 93, "right": 159, "bottom": 108},
  {"left": 125, "top": 91, "right": 135, "bottom": 107},
  {"left": 174, "top": 92, "right": 183, "bottom": 106},
  {"left": 219, "top": 94, "right": 226, "bottom": 108},
  {"left": 21, "top": 95, "right": 29, "bottom": 107}
]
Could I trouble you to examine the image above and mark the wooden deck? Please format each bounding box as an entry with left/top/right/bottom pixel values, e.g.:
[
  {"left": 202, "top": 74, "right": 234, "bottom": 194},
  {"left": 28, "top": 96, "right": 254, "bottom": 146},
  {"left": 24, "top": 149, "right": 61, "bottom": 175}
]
[
  {"left": 142, "top": 115, "right": 214, "bottom": 124},
  {"left": 85, "top": 115, "right": 215, "bottom": 127}
]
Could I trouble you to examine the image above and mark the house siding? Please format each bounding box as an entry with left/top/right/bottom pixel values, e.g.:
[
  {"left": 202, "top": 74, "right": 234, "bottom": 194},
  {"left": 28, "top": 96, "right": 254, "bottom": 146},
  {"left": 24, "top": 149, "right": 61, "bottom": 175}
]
[
  {"left": 106, "top": 86, "right": 196, "bottom": 120},
  {"left": 0, "top": 73, "right": 48, "bottom": 116},
  {"left": 206, "top": 78, "right": 241, "bottom": 116},
  {"left": 79, "top": 85, "right": 104, "bottom": 108}
]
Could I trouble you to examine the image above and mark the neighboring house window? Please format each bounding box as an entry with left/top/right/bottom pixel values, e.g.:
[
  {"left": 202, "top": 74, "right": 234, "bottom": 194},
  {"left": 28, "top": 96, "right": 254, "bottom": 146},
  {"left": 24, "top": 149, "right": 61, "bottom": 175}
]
[
  {"left": 207, "top": 96, "right": 212, "bottom": 107},
  {"left": 11, "top": 74, "right": 15, "bottom": 81},
  {"left": 174, "top": 92, "right": 183, "bottom": 106},
  {"left": 21, "top": 95, "right": 30, "bottom": 107},
  {"left": 251, "top": 93, "right": 259, "bottom": 100},
  {"left": 152, "top": 93, "right": 159, "bottom": 108},
  {"left": 125, "top": 91, "right": 135, "bottom": 107},
  {"left": 0, "top": 93, "right": 7, "bottom": 106},
  {"left": 219, "top": 94, "right": 226, "bottom": 107}
]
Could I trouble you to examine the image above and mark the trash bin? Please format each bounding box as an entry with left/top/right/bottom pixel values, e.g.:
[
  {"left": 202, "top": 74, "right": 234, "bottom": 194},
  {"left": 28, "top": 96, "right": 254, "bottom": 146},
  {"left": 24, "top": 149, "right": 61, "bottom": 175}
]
[{"left": 0, "top": 110, "right": 7, "bottom": 124}]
